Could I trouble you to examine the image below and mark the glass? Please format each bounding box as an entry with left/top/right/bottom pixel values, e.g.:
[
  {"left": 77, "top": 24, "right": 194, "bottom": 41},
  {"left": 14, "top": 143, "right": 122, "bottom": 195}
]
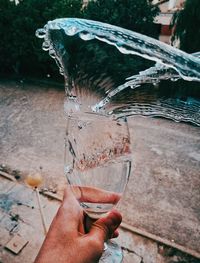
[{"left": 64, "top": 110, "right": 132, "bottom": 262}]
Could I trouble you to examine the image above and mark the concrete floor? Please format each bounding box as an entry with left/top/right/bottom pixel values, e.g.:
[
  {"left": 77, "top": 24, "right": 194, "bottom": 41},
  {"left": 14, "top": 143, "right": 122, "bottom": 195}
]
[
  {"left": 119, "top": 116, "right": 200, "bottom": 254},
  {"left": 0, "top": 80, "right": 200, "bottom": 262},
  {"left": 0, "top": 177, "right": 199, "bottom": 263}
]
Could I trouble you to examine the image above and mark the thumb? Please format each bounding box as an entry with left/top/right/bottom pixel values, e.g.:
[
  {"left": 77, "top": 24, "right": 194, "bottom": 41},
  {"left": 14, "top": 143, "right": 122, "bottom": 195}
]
[{"left": 88, "top": 210, "right": 122, "bottom": 243}]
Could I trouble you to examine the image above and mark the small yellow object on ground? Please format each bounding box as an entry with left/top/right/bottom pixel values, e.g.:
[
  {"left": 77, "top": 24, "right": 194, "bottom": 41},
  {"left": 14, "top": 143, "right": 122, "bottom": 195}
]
[{"left": 25, "top": 173, "right": 43, "bottom": 188}]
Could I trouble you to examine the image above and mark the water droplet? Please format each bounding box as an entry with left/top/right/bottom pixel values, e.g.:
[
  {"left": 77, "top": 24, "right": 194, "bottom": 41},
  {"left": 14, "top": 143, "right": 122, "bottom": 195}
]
[
  {"left": 152, "top": 79, "right": 160, "bottom": 86},
  {"left": 130, "top": 84, "right": 140, "bottom": 89},
  {"left": 79, "top": 32, "right": 95, "bottom": 41},
  {"left": 42, "top": 41, "right": 50, "bottom": 51},
  {"left": 49, "top": 49, "right": 56, "bottom": 58},
  {"left": 170, "top": 77, "right": 178, "bottom": 82},
  {"left": 35, "top": 28, "right": 46, "bottom": 38}
]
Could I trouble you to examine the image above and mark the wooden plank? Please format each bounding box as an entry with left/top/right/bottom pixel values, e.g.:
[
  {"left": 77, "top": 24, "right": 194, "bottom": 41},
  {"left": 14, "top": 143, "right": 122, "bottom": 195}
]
[
  {"left": 0, "top": 171, "right": 17, "bottom": 182},
  {"left": 5, "top": 234, "right": 28, "bottom": 254}
]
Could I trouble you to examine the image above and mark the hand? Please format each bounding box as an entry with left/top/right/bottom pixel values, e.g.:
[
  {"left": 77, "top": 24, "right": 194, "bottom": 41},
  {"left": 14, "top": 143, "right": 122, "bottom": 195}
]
[{"left": 34, "top": 186, "right": 122, "bottom": 263}]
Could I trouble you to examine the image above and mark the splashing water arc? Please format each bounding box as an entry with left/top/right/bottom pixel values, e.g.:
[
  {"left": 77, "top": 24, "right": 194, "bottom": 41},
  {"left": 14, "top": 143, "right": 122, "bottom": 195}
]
[{"left": 36, "top": 18, "right": 200, "bottom": 125}]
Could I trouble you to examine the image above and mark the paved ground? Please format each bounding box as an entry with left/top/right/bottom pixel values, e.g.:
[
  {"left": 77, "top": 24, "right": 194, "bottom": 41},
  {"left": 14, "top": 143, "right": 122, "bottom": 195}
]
[
  {"left": 0, "top": 80, "right": 199, "bottom": 262},
  {"left": 120, "top": 116, "right": 200, "bottom": 253},
  {"left": 0, "top": 177, "right": 199, "bottom": 263}
]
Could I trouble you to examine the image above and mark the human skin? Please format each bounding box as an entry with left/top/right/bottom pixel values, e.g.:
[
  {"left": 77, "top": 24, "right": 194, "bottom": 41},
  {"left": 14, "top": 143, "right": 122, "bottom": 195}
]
[{"left": 34, "top": 186, "right": 122, "bottom": 263}]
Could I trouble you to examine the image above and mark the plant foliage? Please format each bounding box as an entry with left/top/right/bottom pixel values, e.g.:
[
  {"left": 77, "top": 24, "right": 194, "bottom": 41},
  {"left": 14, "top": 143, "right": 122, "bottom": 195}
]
[
  {"left": 0, "top": 0, "right": 83, "bottom": 77},
  {"left": 171, "top": 0, "right": 200, "bottom": 53},
  {"left": 0, "top": 0, "right": 159, "bottom": 79}
]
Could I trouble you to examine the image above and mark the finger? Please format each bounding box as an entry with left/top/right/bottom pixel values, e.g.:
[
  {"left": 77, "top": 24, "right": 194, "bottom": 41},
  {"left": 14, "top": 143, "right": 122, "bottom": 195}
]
[
  {"left": 62, "top": 185, "right": 81, "bottom": 212},
  {"left": 71, "top": 185, "right": 121, "bottom": 204},
  {"left": 112, "top": 229, "right": 119, "bottom": 238},
  {"left": 55, "top": 186, "right": 83, "bottom": 233},
  {"left": 84, "top": 215, "right": 119, "bottom": 238},
  {"left": 88, "top": 209, "right": 122, "bottom": 242}
]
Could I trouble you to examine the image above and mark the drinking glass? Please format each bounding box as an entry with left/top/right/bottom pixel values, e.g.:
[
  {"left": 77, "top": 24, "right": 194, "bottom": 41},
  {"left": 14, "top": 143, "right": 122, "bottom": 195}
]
[{"left": 64, "top": 105, "right": 132, "bottom": 262}]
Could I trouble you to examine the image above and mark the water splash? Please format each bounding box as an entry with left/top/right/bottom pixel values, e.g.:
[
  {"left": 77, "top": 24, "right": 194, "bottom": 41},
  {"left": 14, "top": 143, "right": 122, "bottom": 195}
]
[{"left": 36, "top": 18, "right": 200, "bottom": 126}]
